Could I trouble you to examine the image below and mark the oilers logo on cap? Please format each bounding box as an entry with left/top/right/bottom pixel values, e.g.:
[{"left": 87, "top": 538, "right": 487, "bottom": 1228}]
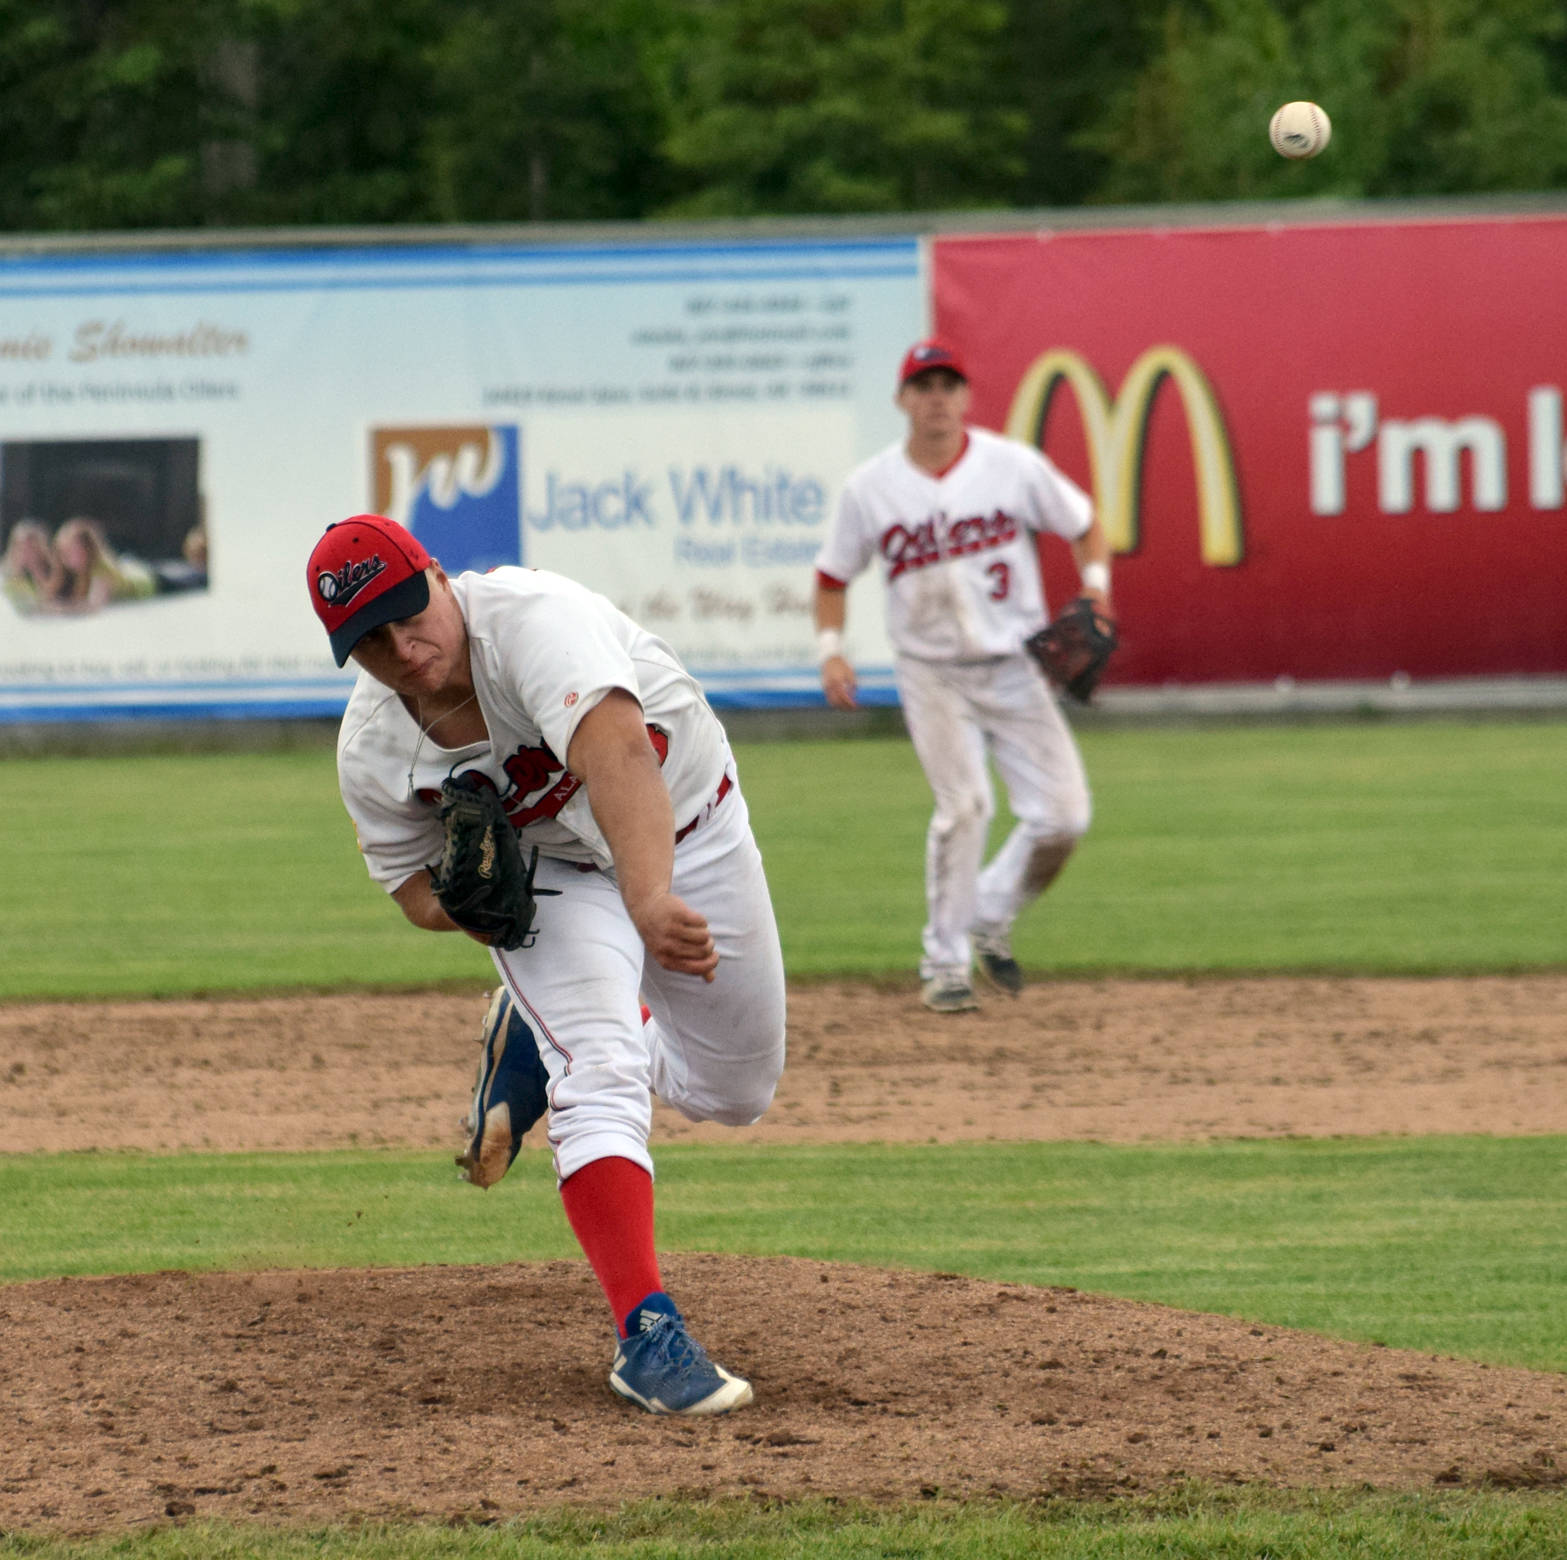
[{"left": 899, "top": 339, "right": 968, "bottom": 386}]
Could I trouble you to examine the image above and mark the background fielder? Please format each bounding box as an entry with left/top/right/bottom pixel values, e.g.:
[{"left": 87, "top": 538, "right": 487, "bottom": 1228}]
[
  {"left": 812, "top": 339, "right": 1114, "bottom": 1013},
  {"left": 308, "top": 514, "right": 786, "bottom": 1416}
]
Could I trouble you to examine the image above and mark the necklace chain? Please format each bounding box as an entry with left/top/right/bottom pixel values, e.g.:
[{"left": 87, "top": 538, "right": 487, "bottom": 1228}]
[
  {"left": 406, "top": 690, "right": 479, "bottom": 796},
  {"left": 413, "top": 690, "right": 477, "bottom": 735}
]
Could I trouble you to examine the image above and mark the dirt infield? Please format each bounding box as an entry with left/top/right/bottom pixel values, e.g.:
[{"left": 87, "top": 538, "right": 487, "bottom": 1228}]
[{"left": 3, "top": 976, "right": 1565, "bottom": 1532}]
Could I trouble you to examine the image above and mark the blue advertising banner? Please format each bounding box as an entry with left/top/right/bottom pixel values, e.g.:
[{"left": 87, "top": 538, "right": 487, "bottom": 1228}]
[{"left": 0, "top": 237, "right": 922, "bottom": 721}]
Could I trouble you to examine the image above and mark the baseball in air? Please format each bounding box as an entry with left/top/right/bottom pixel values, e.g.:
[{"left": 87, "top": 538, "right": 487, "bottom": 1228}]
[{"left": 1269, "top": 100, "right": 1331, "bottom": 159}]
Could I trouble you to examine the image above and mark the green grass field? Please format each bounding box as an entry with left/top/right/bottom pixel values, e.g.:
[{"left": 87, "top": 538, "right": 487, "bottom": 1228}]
[
  {"left": 3, "top": 1489, "right": 1566, "bottom": 1560},
  {"left": 1, "top": 718, "right": 1563, "bottom": 999},
  {"left": 2, "top": 716, "right": 1565, "bottom": 1555},
  {"left": 3, "top": 1135, "right": 1564, "bottom": 1371}
]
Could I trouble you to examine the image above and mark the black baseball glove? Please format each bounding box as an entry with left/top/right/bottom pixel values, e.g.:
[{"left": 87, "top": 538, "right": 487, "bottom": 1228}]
[
  {"left": 1024, "top": 597, "right": 1119, "bottom": 703},
  {"left": 428, "top": 775, "right": 555, "bottom": 950}
]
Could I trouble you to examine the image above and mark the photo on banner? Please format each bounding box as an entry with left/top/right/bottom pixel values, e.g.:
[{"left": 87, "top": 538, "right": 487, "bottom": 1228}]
[{"left": 1, "top": 436, "right": 208, "bottom": 618}]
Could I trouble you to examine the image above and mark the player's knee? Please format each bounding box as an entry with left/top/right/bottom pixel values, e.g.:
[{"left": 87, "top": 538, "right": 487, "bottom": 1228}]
[
  {"left": 1059, "top": 802, "right": 1091, "bottom": 841},
  {"left": 705, "top": 1045, "right": 784, "bottom": 1126},
  {"left": 931, "top": 788, "right": 991, "bottom": 838},
  {"left": 706, "top": 1081, "right": 778, "bottom": 1127},
  {"left": 1019, "top": 790, "right": 1090, "bottom": 843},
  {"left": 719, "top": 1017, "right": 786, "bottom": 1123}
]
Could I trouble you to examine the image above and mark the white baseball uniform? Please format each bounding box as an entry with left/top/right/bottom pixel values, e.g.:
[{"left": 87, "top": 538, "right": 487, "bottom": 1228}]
[
  {"left": 815, "top": 427, "right": 1094, "bottom": 980},
  {"left": 337, "top": 566, "right": 786, "bottom": 1182}
]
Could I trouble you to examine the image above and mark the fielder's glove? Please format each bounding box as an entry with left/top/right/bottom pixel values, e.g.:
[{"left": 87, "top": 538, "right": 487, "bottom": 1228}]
[
  {"left": 428, "top": 775, "right": 556, "bottom": 950},
  {"left": 1024, "top": 597, "right": 1120, "bottom": 704}
]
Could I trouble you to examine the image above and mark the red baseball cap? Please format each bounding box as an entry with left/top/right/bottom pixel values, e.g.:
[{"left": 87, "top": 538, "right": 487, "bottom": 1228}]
[
  {"left": 307, "top": 514, "right": 432, "bottom": 666},
  {"left": 898, "top": 338, "right": 968, "bottom": 387}
]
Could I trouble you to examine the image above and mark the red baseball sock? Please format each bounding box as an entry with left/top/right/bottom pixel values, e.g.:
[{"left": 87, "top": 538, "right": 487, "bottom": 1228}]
[{"left": 559, "top": 1156, "right": 663, "bottom": 1338}]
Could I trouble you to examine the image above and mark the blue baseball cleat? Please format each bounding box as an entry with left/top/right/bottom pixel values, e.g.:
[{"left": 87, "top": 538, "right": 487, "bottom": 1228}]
[
  {"left": 455, "top": 987, "right": 549, "bottom": 1189},
  {"left": 609, "top": 1292, "right": 754, "bottom": 1416}
]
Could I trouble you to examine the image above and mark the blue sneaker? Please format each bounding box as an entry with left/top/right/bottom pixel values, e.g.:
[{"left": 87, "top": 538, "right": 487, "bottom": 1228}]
[
  {"left": 610, "top": 1292, "right": 754, "bottom": 1416},
  {"left": 455, "top": 988, "right": 549, "bottom": 1189}
]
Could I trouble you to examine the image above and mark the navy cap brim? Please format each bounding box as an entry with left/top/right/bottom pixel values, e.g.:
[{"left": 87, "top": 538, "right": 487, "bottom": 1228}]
[
  {"left": 901, "top": 363, "right": 968, "bottom": 387},
  {"left": 328, "top": 569, "right": 431, "bottom": 666}
]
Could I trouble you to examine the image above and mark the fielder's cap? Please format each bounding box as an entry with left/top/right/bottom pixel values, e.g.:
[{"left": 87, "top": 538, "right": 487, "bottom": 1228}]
[
  {"left": 307, "top": 513, "right": 432, "bottom": 666},
  {"left": 898, "top": 338, "right": 968, "bottom": 387}
]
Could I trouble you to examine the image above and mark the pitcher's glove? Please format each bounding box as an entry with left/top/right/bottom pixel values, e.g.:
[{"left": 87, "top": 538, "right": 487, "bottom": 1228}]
[
  {"left": 428, "top": 775, "right": 556, "bottom": 950},
  {"left": 1024, "top": 597, "right": 1119, "bottom": 703}
]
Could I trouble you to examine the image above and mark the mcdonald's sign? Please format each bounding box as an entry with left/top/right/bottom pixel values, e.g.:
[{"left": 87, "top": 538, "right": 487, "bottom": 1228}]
[
  {"left": 934, "top": 221, "right": 1567, "bottom": 682},
  {"left": 1003, "top": 346, "right": 1244, "bottom": 566}
]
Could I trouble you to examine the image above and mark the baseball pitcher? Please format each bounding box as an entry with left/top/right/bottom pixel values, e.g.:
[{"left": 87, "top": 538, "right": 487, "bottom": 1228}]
[{"left": 308, "top": 514, "right": 786, "bottom": 1415}]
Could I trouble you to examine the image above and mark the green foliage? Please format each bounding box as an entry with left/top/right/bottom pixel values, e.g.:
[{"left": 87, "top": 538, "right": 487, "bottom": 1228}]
[
  {"left": 1083, "top": 0, "right": 1567, "bottom": 203},
  {"left": 654, "top": 0, "right": 1026, "bottom": 217},
  {"left": 234, "top": 0, "right": 448, "bottom": 226},
  {"left": 6, "top": 0, "right": 1567, "bottom": 229},
  {"left": 424, "top": 0, "right": 678, "bottom": 223},
  {"left": 0, "top": 0, "right": 214, "bottom": 230},
  {"left": 1003, "top": 0, "right": 1165, "bottom": 208}
]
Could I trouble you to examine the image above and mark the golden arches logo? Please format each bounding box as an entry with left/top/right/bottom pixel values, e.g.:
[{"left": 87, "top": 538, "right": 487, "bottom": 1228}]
[{"left": 1004, "top": 345, "right": 1244, "bottom": 566}]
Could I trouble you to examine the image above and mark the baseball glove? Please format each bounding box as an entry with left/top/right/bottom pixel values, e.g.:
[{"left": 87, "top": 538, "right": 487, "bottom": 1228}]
[
  {"left": 1024, "top": 597, "right": 1119, "bottom": 703},
  {"left": 428, "top": 775, "right": 555, "bottom": 950}
]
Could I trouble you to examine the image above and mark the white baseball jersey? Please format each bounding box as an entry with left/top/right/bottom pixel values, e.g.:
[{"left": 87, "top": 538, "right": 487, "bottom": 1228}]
[
  {"left": 815, "top": 426, "right": 1092, "bottom": 661},
  {"left": 337, "top": 566, "right": 727, "bottom": 890},
  {"left": 334, "top": 565, "right": 784, "bottom": 1189}
]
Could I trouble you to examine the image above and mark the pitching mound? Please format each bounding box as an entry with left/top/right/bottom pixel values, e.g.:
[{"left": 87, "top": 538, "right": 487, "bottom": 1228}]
[
  {"left": 2, "top": 976, "right": 1565, "bottom": 1532},
  {"left": 3, "top": 1254, "right": 1565, "bottom": 1531}
]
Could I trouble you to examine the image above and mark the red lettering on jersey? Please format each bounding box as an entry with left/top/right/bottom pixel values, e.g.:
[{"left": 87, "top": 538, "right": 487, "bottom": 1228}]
[
  {"left": 882, "top": 518, "right": 941, "bottom": 581},
  {"left": 882, "top": 509, "right": 1018, "bottom": 580},
  {"left": 502, "top": 745, "right": 560, "bottom": 797},
  {"left": 419, "top": 724, "right": 673, "bottom": 830},
  {"left": 499, "top": 741, "right": 579, "bottom": 827},
  {"left": 507, "top": 770, "right": 582, "bottom": 828}
]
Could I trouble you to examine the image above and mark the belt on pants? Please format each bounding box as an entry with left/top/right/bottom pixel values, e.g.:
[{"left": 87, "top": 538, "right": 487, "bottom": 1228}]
[{"left": 674, "top": 770, "right": 734, "bottom": 844}]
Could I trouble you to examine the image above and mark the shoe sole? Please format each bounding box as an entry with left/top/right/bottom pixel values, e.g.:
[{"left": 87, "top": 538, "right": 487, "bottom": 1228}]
[
  {"left": 609, "top": 1368, "right": 754, "bottom": 1416},
  {"left": 976, "top": 961, "right": 1023, "bottom": 997},
  {"left": 457, "top": 989, "right": 521, "bottom": 1189}
]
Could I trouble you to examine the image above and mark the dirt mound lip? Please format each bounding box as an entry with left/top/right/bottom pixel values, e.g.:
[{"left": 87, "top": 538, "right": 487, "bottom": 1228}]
[
  {"left": 3, "top": 1254, "right": 1564, "bottom": 1534},
  {"left": 3, "top": 975, "right": 1565, "bottom": 1156}
]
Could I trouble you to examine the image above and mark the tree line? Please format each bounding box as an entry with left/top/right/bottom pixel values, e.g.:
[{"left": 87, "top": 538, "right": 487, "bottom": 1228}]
[{"left": 3, "top": 0, "right": 1566, "bottom": 234}]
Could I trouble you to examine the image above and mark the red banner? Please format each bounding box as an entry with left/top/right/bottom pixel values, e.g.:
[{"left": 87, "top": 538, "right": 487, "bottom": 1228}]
[{"left": 933, "top": 218, "right": 1567, "bottom": 684}]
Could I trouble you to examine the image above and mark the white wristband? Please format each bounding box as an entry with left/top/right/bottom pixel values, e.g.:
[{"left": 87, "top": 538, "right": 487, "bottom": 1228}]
[
  {"left": 1080, "top": 561, "right": 1110, "bottom": 595},
  {"left": 816, "top": 628, "right": 845, "bottom": 666}
]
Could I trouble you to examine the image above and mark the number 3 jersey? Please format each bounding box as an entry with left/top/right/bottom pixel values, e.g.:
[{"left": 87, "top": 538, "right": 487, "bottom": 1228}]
[
  {"left": 337, "top": 566, "right": 728, "bottom": 891},
  {"left": 815, "top": 426, "right": 1093, "bottom": 662}
]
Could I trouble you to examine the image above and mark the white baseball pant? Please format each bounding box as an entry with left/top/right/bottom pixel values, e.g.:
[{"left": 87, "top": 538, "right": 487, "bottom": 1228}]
[
  {"left": 894, "top": 652, "right": 1091, "bottom": 981},
  {"left": 490, "top": 770, "right": 786, "bottom": 1184}
]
